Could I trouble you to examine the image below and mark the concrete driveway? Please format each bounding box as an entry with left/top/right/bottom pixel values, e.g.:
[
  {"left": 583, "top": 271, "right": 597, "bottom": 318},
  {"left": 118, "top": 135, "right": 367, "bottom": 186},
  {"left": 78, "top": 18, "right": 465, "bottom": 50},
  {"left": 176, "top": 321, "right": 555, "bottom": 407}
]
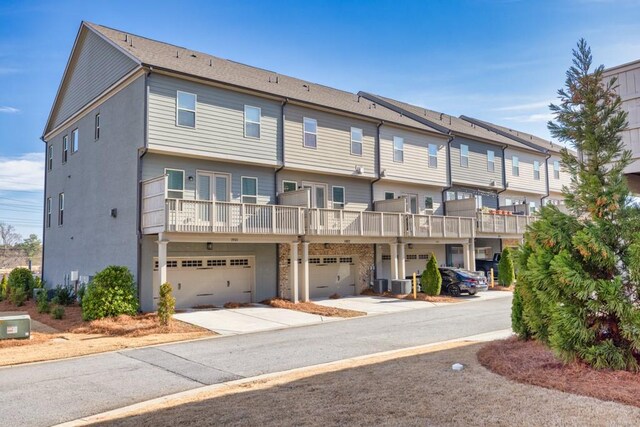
[{"left": 174, "top": 305, "right": 339, "bottom": 335}]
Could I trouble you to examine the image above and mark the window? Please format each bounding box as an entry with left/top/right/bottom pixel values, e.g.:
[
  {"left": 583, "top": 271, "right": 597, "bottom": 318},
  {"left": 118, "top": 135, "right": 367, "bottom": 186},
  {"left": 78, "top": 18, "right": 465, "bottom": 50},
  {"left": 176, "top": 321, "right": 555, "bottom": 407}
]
[
  {"left": 529, "top": 201, "right": 537, "bottom": 213},
  {"left": 303, "top": 117, "right": 317, "bottom": 148},
  {"left": 165, "top": 169, "right": 184, "bottom": 199},
  {"left": 47, "top": 145, "right": 53, "bottom": 171},
  {"left": 445, "top": 191, "right": 456, "bottom": 201},
  {"left": 244, "top": 105, "right": 261, "bottom": 138},
  {"left": 554, "top": 160, "right": 560, "bottom": 179},
  {"left": 425, "top": 196, "right": 434, "bottom": 210},
  {"left": 428, "top": 144, "right": 438, "bottom": 168},
  {"left": 487, "top": 150, "right": 495, "bottom": 172},
  {"left": 351, "top": 127, "right": 363, "bottom": 156},
  {"left": 176, "top": 91, "right": 196, "bottom": 127},
  {"left": 332, "top": 186, "right": 345, "bottom": 209},
  {"left": 46, "top": 197, "right": 51, "bottom": 228},
  {"left": 393, "top": 136, "right": 404, "bottom": 162},
  {"left": 94, "top": 113, "right": 100, "bottom": 140},
  {"left": 58, "top": 193, "right": 64, "bottom": 226},
  {"left": 241, "top": 177, "right": 258, "bottom": 204},
  {"left": 533, "top": 160, "right": 540, "bottom": 180},
  {"left": 62, "top": 135, "right": 68, "bottom": 164},
  {"left": 407, "top": 194, "right": 418, "bottom": 214},
  {"left": 384, "top": 192, "right": 395, "bottom": 200},
  {"left": 504, "top": 198, "right": 512, "bottom": 206},
  {"left": 460, "top": 144, "right": 469, "bottom": 167},
  {"left": 71, "top": 128, "right": 79, "bottom": 153},
  {"left": 283, "top": 181, "right": 297, "bottom": 192},
  {"left": 512, "top": 156, "right": 519, "bottom": 176}
]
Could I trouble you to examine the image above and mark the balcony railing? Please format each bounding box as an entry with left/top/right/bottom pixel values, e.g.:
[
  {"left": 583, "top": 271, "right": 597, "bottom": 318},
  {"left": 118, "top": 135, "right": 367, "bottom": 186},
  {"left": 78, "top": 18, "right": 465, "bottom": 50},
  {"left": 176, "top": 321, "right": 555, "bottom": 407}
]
[
  {"left": 406, "top": 215, "right": 474, "bottom": 238},
  {"left": 306, "top": 208, "right": 405, "bottom": 237},
  {"left": 476, "top": 212, "right": 536, "bottom": 235}
]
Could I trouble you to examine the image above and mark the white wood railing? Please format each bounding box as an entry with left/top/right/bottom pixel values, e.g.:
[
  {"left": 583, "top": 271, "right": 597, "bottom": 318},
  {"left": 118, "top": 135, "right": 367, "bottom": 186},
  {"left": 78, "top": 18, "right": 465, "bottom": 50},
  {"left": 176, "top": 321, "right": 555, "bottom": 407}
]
[
  {"left": 306, "top": 208, "right": 404, "bottom": 237},
  {"left": 477, "top": 212, "right": 536, "bottom": 234},
  {"left": 141, "top": 175, "right": 167, "bottom": 234},
  {"left": 406, "top": 215, "right": 475, "bottom": 238}
]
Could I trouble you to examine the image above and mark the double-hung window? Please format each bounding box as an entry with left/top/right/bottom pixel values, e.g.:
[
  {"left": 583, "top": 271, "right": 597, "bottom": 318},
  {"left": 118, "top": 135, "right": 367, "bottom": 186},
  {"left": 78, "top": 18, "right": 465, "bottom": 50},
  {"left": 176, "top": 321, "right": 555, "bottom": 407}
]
[
  {"left": 487, "top": 150, "right": 495, "bottom": 172},
  {"left": 554, "top": 160, "right": 560, "bottom": 179},
  {"left": 58, "top": 193, "right": 64, "bottom": 226},
  {"left": 393, "top": 136, "right": 404, "bottom": 162},
  {"left": 71, "top": 128, "right": 79, "bottom": 153},
  {"left": 283, "top": 181, "right": 297, "bottom": 193},
  {"left": 385, "top": 192, "right": 395, "bottom": 200},
  {"left": 47, "top": 145, "right": 53, "bottom": 171},
  {"left": 46, "top": 197, "right": 51, "bottom": 228},
  {"left": 241, "top": 177, "right": 258, "bottom": 204},
  {"left": 460, "top": 144, "right": 469, "bottom": 167},
  {"left": 176, "top": 91, "right": 196, "bottom": 128},
  {"left": 332, "top": 186, "right": 345, "bottom": 209},
  {"left": 425, "top": 196, "right": 434, "bottom": 210},
  {"left": 244, "top": 105, "right": 261, "bottom": 138},
  {"left": 512, "top": 156, "right": 519, "bottom": 177},
  {"left": 303, "top": 117, "right": 317, "bottom": 148},
  {"left": 94, "top": 113, "right": 100, "bottom": 140},
  {"left": 351, "top": 127, "right": 363, "bottom": 156},
  {"left": 428, "top": 144, "right": 438, "bottom": 168},
  {"left": 166, "top": 169, "right": 184, "bottom": 199},
  {"left": 62, "top": 135, "right": 68, "bottom": 164},
  {"left": 533, "top": 160, "right": 540, "bottom": 180}
]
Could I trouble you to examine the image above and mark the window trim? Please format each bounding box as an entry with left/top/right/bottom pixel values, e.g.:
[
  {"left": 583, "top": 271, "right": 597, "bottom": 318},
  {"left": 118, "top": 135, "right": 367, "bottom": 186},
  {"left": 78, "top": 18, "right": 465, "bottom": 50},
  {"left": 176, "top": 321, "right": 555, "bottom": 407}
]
[
  {"left": 164, "top": 168, "right": 185, "bottom": 199},
  {"left": 282, "top": 180, "right": 298, "bottom": 193},
  {"left": 393, "top": 136, "right": 404, "bottom": 163},
  {"left": 428, "top": 144, "right": 438, "bottom": 168},
  {"left": 554, "top": 160, "right": 560, "bottom": 179},
  {"left": 94, "top": 113, "right": 100, "bottom": 141},
  {"left": 487, "top": 150, "right": 495, "bottom": 172},
  {"left": 424, "top": 196, "right": 434, "bottom": 210},
  {"left": 62, "top": 135, "right": 68, "bottom": 164},
  {"left": 350, "top": 127, "right": 363, "bottom": 156},
  {"left": 533, "top": 160, "right": 540, "bottom": 180},
  {"left": 243, "top": 105, "right": 261, "bottom": 139},
  {"left": 58, "top": 192, "right": 64, "bottom": 227},
  {"left": 303, "top": 117, "right": 317, "bottom": 149},
  {"left": 332, "top": 186, "right": 346, "bottom": 210},
  {"left": 512, "top": 155, "right": 519, "bottom": 177},
  {"left": 71, "top": 128, "right": 79, "bottom": 154},
  {"left": 460, "top": 144, "right": 469, "bottom": 168},
  {"left": 241, "top": 176, "right": 258, "bottom": 204},
  {"left": 46, "top": 197, "right": 51, "bottom": 228},
  {"left": 195, "top": 169, "right": 231, "bottom": 202},
  {"left": 176, "top": 90, "right": 197, "bottom": 128},
  {"left": 47, "top": 145, "right": 53, "bottom": 171}
]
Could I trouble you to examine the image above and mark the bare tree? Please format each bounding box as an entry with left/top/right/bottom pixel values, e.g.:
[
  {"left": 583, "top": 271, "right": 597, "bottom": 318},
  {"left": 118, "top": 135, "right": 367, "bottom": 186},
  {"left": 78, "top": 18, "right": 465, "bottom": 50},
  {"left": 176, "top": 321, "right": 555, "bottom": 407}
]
[{"left": 0, "top": 223, "right": 22, "bottom": 247}]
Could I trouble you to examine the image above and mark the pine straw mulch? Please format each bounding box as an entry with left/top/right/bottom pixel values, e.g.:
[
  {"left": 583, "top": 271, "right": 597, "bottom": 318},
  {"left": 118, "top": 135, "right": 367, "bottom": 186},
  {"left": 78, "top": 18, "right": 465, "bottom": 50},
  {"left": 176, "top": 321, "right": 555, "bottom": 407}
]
[
  {"left": 360, "top": 288, "right": 460, "bottom": 303},
  {"left": 488, "top": 285, "right": 514, "bottom": 292},
  {"left": 478, "top": 337, "right": 640, "bottom": 408},
  {"left": 261, "top": 298, "right": 366, "bottom": 318}
]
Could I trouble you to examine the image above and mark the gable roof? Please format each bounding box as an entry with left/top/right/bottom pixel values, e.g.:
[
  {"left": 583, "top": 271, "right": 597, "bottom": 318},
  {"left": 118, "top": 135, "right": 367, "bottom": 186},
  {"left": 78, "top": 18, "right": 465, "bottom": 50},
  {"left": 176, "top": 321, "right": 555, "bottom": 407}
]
[
  {"left": 82, "top": 22, "right": 447, "bottom": 137},
  {"left": 358, "top": 92, "right": 541, "bottom": 153}
]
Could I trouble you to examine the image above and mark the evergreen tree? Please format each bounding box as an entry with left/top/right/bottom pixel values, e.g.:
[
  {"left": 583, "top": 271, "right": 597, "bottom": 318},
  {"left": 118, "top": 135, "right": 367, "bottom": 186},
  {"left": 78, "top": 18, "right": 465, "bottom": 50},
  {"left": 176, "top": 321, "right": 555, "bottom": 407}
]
[
  {"left": 158, "top": 282, "right": 176, "bottom": 326},
  {"left": 498, "top": 247, "right": 515, "bottom": 286},
  {"left": 421, "top": 253, "right": 442, "bottom": 296},
  {"left": 514, "top": 39, "right": 640, "bottom": 371}
]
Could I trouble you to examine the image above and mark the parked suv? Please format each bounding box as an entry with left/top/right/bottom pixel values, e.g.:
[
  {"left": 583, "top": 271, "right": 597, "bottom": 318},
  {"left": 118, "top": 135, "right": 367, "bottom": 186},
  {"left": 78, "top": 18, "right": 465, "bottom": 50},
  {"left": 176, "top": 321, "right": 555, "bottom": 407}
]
[{"left": 438, "top": 267, "right": 488, "bottom": 297}]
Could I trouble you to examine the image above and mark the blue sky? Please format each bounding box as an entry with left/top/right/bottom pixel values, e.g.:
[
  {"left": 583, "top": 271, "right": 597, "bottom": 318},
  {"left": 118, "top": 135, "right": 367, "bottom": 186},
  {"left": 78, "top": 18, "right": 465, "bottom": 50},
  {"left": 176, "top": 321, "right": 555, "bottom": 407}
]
[{"left": 1, "top": 0, "right": 639, "bottom": 239}]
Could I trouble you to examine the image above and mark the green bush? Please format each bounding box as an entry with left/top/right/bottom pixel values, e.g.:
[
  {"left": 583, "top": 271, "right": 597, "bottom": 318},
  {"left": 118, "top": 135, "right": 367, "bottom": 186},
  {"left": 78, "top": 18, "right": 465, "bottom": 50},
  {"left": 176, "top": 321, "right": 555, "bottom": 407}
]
[
  {"left": 0, "top": 275, "right": 7, "bottom": 301},
  {"left": 55, "top": 285, "right": 76, "bottom": 306},
  {"left": 51, "top": 306, "right": 65, "bottom": 320},
  {"left": 498, "top": 247, "right": 515, "bottom": 286},
  {"left": 36, "top": 289, "right": 50, "bottom": 314},
  {"left": 511, "top": 280, "right": 529, "bottom": 340},
  {"left": 9, "top": 287, "right": 27, "bottom": 307},
  {"left": 77, "top": 284, "right": 87, "bottom": 307},
  {"left": 8, "top": 268, "right": 35, "bottom": 299},
  {"left": 82, "top": 266, "right": 139, "bottom": 321},
  {"left": 420, "top": 253, "right": 442, "bottom": 296},
  {"left": 157, "top": 282, "right": 176, "bottom": 326}
]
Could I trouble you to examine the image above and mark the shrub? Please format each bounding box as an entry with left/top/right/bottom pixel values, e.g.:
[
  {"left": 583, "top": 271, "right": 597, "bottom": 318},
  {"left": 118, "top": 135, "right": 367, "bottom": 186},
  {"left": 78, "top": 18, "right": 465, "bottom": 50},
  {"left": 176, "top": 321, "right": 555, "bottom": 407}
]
[
  {"left": 36, "top": 289, "right": 50, "bottom": 314},
  {"left": 498, "top": 247, "right": 515, "bottom": 286},
  {"left": 157, "top": 282, "right": 176, "bottom": 326},
  {"left": 55, "top": 285, "right": 76, "bottom": 306},
  {"left": 421, "top": 253, "right": 442, "bottom": 296},
  {"left": 77, "top": 284, "right": 87, "bottom": 307},
  {"left": 9, "top": 287, "right": 27, "bottom": 307},
  {"left": 511, "top": 280, "right": 529, "bottom": 340},
  {"left": 51, "top": 306, "right": 65, "bottom": 320},
  {"left": 8, "top": 268, "right": 35, "bottom": 299},
  {"left": 0, "top": 275, "right": 7, "bottom": 301},
  {"left": 82, "top": 266, "right": 139, "bottom": 321}
]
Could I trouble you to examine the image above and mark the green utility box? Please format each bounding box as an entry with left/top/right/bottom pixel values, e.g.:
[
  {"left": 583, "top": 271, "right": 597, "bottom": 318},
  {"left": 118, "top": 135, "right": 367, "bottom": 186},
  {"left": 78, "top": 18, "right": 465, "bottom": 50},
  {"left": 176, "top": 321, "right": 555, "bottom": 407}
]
[{"left": 0, "top": 313, "right": 31, "bottom": 340}]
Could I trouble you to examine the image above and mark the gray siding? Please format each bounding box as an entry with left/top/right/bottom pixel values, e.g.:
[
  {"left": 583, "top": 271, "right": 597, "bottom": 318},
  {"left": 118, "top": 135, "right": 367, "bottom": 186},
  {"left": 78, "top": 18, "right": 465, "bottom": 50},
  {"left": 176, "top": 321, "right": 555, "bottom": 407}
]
[
  {"left": 448, "top": 185, "right": 498, "bottom": 210},
  {"left": 50, "top": 28, "right": 138, "bottom": 130},
  {"left": 43, "top": 76, "right": 145, "bottom": 287},
  {"left": 450, "top": 136, "right": 504, "bottom": 189},
  {"left": 284, "top": 104, "right": 377, "bottom": 177},
  {"left": 147, "top": 74, "right": 281, "bottom": 165},
  {"left": 504, "top": 148, "right": 547, "bottom": 195},
  {"left": 278, "top": 170, "right": 371, "bottom": 210},
  {"left": 373, "top": 182, "right": 444, "bottom": 215},
  {"left": 143, "top": 153, "right": 277, "bottom": 204}
]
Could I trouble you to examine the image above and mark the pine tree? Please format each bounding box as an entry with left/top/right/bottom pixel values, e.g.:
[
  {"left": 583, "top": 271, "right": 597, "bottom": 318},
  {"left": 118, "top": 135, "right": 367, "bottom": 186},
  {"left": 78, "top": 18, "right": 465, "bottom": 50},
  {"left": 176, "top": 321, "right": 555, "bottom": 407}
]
[
  {"left": 498, "top": 247, "right": 515, "bottom": 286},
  {"left": 421, "top": 253, "right": 442, "bottom": 296},
  {"left": 514, "top": 39, "right": 640, "bottom": 371}
]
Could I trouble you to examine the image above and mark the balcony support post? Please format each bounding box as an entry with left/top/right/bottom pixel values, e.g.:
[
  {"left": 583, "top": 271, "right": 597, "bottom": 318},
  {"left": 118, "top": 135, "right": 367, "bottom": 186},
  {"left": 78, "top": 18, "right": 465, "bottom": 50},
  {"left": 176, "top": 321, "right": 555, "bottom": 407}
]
[
  {"left": 398, "top": 243, "right": 406, "bottom": 280},
  {"left": 390, "top": 242, "right": 399, "bottom": 281},
  {"left": 290, "top": 242, "right": 299, "bottom": 303},
  {"left": 462, "top": 241, "right": 471, "bottom": 271},
  {"left": 157, "top": 236, "right": 169, "bottom": 290},
  {"left": 375, "top": 244, "right": 383, "bottom": 280},
  {"left": 301, "top": 241, "right": 310, "bottom": 302}
]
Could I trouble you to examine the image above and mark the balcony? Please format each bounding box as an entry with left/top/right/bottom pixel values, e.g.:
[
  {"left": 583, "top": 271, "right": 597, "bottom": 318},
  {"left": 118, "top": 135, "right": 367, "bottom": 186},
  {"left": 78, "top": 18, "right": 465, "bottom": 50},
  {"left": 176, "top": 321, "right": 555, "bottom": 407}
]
[
  {"left": 476, "top": 212, "right": 536, "bottom": 235},
  {"left": 406, "top": 215, "right": 474, "bottom": 238},
  {"left": 306, "top": 208, "right": 404, "bottom": 237}
]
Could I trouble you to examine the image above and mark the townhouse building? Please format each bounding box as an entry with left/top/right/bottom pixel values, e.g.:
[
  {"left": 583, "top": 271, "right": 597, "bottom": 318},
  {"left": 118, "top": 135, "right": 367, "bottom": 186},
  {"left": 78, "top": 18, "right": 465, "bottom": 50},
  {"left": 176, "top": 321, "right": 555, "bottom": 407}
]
[{"left": 42, "top": 22, "right": 563, "bottom": 311}]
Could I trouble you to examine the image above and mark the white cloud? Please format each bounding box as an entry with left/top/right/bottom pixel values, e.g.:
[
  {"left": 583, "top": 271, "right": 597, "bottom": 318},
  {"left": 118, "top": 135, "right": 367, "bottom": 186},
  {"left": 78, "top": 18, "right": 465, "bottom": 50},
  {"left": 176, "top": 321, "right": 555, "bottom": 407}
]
[
  {"left": 0, "top": 153, "right": 44, "bottom": 191},
  {"left": 503, "top": 113, "right": 555, "bottom": 123},
  {"left": 0, "top": 106, "right": 19, "bottom": 113},
  {"left": 493, "top": 100, "right": 554, "bottom": 112}
]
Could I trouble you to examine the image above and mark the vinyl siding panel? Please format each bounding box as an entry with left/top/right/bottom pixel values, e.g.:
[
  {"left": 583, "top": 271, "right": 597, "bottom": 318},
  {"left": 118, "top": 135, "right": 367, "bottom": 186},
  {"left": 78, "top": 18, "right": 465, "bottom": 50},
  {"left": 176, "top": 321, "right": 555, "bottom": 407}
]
[
  {"left": 605, "top": 66, "right": 640, "bottom": 173},
  {"left": 504, "top": 148, "right": 547, "bottom": 195},
  {"left": 501, "top": 190, "right": 543, "bottom": 208},
  {"left": 373, "top": 182, "right": 444, "bottom": 215},
  {"left": 278, "top": 170, "right": 371, "bottom": 210},
  {"left": 450, "top": 136, "right": 504, "bottom": 189},
  {"left": 379, "top": 125, "right": 447, "bottom": 185},
  {"left": 50, "top": 29, "right": 138, "bottom": 129},
  {"left": 548, "top": 154, "right": 571, "bottom": 193},
  {"left": 147, "top": 74, "right": 281, "bottom": 165},
  {"left": 142, "top": 153, "right": 276, "bottom": 204},
  {"left": 284, "top": 104, "right": 376, "bottom": 177}
]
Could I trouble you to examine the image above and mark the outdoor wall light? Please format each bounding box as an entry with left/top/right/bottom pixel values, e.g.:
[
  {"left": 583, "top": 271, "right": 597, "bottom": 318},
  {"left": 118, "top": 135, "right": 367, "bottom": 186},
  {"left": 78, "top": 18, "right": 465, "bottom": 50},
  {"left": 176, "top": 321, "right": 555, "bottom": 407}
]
[
  {"left": 206, "top": 242, "right": 213, "bottom": 250},
  {"left": 324, "top": 243, "right": 330, "bottom": 249},
  {"left": 188, "top": 176, "right": 194, "bottom": 182}
]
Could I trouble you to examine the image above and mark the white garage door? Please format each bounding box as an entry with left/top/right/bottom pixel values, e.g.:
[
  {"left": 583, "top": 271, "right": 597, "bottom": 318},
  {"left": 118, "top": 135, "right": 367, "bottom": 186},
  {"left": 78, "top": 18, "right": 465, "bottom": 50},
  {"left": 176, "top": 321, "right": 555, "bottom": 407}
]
[
  {"left": 154, "top": 256, "right": 254, "bottom": 309},
  {"left": 309, "top": 256, "right": 356, "bottom": 299}
]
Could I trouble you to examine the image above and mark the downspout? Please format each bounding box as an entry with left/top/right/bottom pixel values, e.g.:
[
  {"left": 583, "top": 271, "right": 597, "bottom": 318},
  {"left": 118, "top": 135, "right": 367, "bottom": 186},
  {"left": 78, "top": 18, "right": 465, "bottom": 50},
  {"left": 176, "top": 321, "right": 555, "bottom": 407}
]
[
  {"left": 371, "top": 121, "right": 384, "bottom": 281},
  {"left": 136, "top": 70, "right": 150, "bottom": 305},
  {"left": 275, "top": 98, "right": 288, "bottom": 296},
  {"left": 40, "top": 136, "right": 47, "bottom": 283},
  {"left": 541, "top": 153, "right": 552, "bottom": 206},
  {"left": 441, "top": 136, "right": 454, "bottom": 215},
  {"left": 497, "top": 145, "right": 508, "bottom": 207}
]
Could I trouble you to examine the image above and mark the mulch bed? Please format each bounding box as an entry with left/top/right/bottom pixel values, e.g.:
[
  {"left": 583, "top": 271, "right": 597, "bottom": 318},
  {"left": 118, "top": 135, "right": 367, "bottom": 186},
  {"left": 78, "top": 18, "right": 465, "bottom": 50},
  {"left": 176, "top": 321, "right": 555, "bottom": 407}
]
[
  {"left": 361, "top": 288, "right": 459, "bottom": 303},
  {"left": 488, "top": 285, "right": 514, "bottom": 292},
  {"left": 478, "top": 337, "right": 640, "bottom": 408},
  {"left": 262, "top": 298, "right": 366, "bottom": 318}
]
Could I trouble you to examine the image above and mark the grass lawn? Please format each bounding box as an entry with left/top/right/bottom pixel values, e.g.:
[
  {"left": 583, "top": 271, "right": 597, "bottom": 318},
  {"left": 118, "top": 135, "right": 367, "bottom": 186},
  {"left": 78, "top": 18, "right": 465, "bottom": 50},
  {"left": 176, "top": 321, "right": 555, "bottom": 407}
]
[
  {"left": 0, "top": 300, "right": 213, "bottom": 366},
  {"left": 89, "top": 341, "right": 640, "bottom": 427}
]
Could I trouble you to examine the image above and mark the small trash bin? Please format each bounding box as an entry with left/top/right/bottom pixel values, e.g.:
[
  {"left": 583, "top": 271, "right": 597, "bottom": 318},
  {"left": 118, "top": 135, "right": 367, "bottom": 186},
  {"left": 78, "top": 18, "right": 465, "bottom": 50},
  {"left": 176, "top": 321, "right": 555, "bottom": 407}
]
[
  {"left": 373, "top": 279, "right": 388, "bottom": 293},
  {"left": 391, "top": 279, "right": 412, "bottom": 294}
]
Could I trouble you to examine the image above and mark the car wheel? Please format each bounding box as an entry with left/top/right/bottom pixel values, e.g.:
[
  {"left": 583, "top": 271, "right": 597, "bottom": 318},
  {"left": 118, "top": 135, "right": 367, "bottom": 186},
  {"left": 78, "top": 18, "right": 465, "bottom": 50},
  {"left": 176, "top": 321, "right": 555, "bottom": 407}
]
[
  {"left": 449, "top": 284, "right": 461, "bottom": 297},
  {"left": 468, "top": 290, "right": 477, "bottom": 296}
]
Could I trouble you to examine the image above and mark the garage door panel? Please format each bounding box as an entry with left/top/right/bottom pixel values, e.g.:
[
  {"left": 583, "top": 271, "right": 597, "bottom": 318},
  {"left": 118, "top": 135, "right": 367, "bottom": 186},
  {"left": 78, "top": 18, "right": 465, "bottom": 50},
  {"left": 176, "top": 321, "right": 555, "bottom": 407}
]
[{"left": 309, "top": 256, "right": 356, "bottom": 299}]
